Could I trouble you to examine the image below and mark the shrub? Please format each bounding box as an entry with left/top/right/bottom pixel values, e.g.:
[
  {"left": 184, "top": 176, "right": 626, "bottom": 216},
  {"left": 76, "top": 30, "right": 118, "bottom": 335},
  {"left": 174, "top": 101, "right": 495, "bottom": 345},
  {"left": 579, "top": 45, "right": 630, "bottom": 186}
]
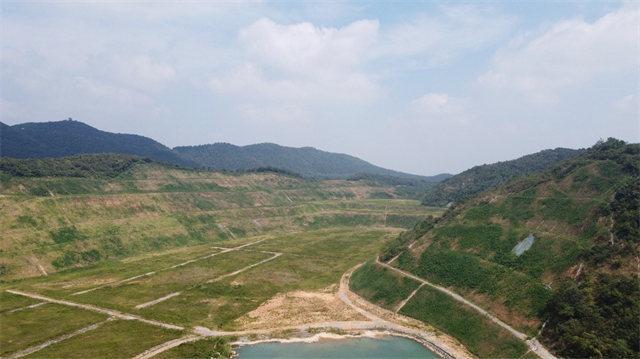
[{"left": 49, "top": 226, "right": 86, "bottom": 244}]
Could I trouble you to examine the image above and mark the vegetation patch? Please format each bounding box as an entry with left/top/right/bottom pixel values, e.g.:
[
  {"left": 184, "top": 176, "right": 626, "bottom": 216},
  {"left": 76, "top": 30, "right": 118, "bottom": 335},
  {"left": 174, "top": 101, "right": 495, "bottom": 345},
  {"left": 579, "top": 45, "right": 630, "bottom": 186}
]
[
  {"left": 0, "top": 303, "right": 106, "bottom": 356},
  {"left": 400, "top": 286, "right": 528, "bottom": 358},
  {"left": 350, "top": 261, "right": 420, "bottom": 310},
  {"left": 538, "top": 190, "right": 591, "bottom": 226},
  {"left": 408, "top": 248, "right": 551, "bottom": 320},
  {"left": 542, "top": 274, "right": 639, "bottom": 358},
  {"left": 29, "top": 319, "right": 181, "bottom": 359},
  {"left": 49, "top": 226, "right": 86, "bottom": 244}
]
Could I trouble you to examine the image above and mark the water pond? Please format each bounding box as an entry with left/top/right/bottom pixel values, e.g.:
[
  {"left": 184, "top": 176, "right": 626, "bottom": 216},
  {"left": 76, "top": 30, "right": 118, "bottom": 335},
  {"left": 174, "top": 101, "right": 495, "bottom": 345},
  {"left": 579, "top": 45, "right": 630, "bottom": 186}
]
[{"left": 236, "top": 335, "right": 438, "bottom": 358}]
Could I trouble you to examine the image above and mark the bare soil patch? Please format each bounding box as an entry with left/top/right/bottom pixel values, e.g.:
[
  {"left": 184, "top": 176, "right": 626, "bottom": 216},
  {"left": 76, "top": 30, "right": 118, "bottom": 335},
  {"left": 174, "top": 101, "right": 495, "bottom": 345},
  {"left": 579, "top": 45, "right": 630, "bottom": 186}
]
[{"left": 234, "top": 289, "right": 366, "bottom": 330}]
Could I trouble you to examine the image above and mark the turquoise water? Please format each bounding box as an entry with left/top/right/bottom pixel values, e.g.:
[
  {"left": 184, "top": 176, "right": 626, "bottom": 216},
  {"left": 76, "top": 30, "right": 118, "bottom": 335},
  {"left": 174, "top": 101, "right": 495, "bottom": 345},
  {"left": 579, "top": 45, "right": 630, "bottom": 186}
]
[{"left": 237, "top": 336, "right": 438, "bottom": 358}]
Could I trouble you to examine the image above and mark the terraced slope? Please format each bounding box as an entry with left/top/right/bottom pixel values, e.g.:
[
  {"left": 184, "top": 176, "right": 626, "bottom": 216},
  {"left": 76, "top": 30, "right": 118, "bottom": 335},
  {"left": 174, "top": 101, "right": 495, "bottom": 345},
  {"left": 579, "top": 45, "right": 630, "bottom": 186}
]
[
  {"left": 0, "top": 155, "right": 439, "bottom": 280},
  {"left": 351, "top": 139, "right": 639, "bottom": 358}
]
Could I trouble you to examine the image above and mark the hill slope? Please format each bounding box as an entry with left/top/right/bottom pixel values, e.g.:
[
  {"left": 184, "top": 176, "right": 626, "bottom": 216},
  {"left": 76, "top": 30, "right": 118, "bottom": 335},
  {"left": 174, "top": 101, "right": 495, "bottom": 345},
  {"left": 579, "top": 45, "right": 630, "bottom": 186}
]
[
  {"left": 0, "top": 120, "right": 195, "bottom": 167},
  {"left": 174, "top": 143, "right": 446, "bottom": 180},
  {"left": 422, "top": 148, "right": 583, "bottom": 206},
  {"left": 0, "top": 154, "right": 439, "bottom": 280},
  {"left": 352, "top": 138, "right": 639, "bottom": 358}
]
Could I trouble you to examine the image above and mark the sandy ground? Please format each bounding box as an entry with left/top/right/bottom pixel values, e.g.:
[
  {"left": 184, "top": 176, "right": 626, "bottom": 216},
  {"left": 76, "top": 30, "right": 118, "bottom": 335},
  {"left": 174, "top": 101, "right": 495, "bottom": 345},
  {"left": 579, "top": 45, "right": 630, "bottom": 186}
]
[{"left": 234, "top": 287, "right": 366, "bottom": 330}]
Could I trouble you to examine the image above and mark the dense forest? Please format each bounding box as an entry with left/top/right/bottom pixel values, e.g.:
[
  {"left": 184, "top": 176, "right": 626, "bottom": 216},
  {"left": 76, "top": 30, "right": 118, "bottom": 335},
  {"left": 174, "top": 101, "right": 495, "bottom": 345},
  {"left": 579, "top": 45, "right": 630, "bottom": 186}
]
[{"left": 422, "top": 147, "right": 583, "bottom": 206}]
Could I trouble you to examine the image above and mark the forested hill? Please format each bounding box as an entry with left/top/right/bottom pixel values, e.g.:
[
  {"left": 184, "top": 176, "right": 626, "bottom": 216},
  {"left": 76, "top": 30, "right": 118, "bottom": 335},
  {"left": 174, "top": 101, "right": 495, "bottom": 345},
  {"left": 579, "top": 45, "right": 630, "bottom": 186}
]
[
  {"left": 1, "top": 120, "right": 444, "bottom": 181},
  {"left": 422, "top": 147, "right": 583, "bottom": 206},
  {"left": 174, "top": 142, "right": 447, "bottom": 180},
  {"left": 366, "top": 138, "right": 638, "bottom": 358},
  {"left": 0, "top": 120, "right": 194, "bottom": 167}
]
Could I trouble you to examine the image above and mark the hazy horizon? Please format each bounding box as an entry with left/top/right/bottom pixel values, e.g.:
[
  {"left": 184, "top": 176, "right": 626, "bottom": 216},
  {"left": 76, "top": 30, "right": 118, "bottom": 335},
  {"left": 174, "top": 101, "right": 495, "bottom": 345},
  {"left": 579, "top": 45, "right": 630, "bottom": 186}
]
[{"left": 2, "top": 1, "right": 638, "bottom": 175}]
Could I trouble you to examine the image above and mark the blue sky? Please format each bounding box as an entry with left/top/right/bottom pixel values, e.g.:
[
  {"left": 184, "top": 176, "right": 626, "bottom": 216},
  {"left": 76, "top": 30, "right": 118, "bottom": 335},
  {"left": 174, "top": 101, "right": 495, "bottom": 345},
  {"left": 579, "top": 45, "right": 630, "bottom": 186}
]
[{"left": 1, "top": 1, "right": 638, "bottom": 175}]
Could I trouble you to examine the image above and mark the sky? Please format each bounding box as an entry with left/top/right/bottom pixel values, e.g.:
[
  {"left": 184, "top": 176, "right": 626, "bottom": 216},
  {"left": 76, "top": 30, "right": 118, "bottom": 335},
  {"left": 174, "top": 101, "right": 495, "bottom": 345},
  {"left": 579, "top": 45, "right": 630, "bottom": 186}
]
[{"left": 1, "top": 1, "right": 638, "bottom": 175}]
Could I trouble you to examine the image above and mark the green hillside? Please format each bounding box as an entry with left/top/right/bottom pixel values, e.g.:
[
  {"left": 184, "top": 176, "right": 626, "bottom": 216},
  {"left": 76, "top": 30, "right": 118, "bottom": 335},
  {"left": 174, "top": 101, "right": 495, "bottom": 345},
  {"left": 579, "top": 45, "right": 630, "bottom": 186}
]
[
  {"left": 0, "top": 155, "right": 439, "bottom": 280},
  {"left": 422, "top": 147, "right": 582, "bottom": 206},
  {"left": 351, "top": 139, "right": 639, "bottom": 358},
  {"left": 174, "top": 142, "right": 448, "bottom": 180}
]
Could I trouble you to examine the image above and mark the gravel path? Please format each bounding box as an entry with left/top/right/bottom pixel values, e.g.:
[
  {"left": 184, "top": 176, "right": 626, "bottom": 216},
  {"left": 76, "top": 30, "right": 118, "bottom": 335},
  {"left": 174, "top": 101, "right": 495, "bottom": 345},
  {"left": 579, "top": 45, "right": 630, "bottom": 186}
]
[
  {"left": 135, "top": 292, "right": 183, "bottom": 310},
  {"left": 207, "top": 252, "right": 282, "bottom": 283},
  {"left": 6, "top": 302, "right": 47, "bottom": 314},
  {"left": 395, "top": 283, "right": 425, "bottom": 313},
  {"left": 131, "top": 335, "right": 202, "bottom": 359}
]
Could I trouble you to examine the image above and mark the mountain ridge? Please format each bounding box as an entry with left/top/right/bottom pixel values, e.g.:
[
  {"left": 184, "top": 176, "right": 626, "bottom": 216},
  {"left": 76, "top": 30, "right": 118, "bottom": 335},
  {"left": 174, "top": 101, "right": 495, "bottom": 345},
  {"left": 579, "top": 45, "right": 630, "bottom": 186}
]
[
  {"left": 1, "top": 119, "right": 441, "bottom": 181},
  {"left": 0, "top": 119, "right": 194, "bottom": 167},
  {"left": 174, "top": 142, "right": 444, "bottom": 180}
]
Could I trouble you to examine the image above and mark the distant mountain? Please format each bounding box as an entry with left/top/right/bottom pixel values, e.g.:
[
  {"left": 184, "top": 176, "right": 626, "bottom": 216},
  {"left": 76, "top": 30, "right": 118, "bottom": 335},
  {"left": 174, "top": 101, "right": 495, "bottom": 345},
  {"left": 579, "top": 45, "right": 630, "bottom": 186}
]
[
  {"left": 422, "top": 147, "right": 584, "bottom": 206},
  {"left": 1, "top": 120, "right": 445, "bottom": 181},
  {"left": 174, "top": 142, "right": 446, "bottom": 180},
  {"left": 0, "top": 120, "right": 194, "bottom": 167}
]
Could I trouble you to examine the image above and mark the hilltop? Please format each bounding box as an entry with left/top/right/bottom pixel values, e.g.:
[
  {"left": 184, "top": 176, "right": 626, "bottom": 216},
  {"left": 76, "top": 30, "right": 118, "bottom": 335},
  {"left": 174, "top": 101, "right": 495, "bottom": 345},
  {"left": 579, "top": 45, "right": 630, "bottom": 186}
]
[
  {"left": 422, "top": 148, "right": 583, "bottom": 206},
  {"left": 0, "top": 120, "right": 194, "bottom": 167},
  {"left": 351, "top": 138, "right": 639, "bottom": 358},
  {"left": 174, "top": 142, "right": 447, "bottom": 180}
]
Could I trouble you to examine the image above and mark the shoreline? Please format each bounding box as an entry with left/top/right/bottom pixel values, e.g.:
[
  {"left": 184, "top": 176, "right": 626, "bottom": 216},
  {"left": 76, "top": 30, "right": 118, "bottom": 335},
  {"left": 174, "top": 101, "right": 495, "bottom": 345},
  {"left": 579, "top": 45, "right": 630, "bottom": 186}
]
[{"left": 231, "top": 329, "right": 446, "bottom": 358}]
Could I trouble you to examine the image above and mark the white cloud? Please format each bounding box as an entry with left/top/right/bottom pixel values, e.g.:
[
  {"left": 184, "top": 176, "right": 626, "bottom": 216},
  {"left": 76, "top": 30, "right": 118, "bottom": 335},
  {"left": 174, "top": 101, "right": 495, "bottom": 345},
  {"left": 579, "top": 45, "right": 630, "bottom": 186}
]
[
  {"left": 239, "top": 18, "right": 379, "bottom": 75},
  {"left": 104, "top": 55, "right": 176, "bottom": 92},
  {"left": 380, "top": 5, "right": 514, "bottom": 67},
  {"left": 612, "top": 94, "right": 638, "bottom": 115},
  {"left": 478, "top": 6, "right": 639, "bottom": 103},
  {"left": 410, "top": 93, "right": 465, "bottom": 117},
  {"left": 210, "top": 18, "right": 381, "bottom": 114},
  {"left": 239, "top": 103, "right": 311, "bottom": 124}
]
